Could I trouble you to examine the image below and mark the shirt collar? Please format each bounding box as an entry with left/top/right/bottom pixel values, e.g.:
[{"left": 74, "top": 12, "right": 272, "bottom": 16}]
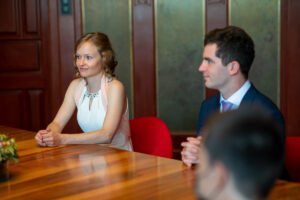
[{"left": 220, "top": 80, "right": 251, "bottom": 109}]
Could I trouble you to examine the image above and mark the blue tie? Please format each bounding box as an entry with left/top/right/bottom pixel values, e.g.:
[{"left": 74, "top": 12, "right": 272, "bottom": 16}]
[{"left": 221, "top": 101, "right": 233, "bottom": 112}]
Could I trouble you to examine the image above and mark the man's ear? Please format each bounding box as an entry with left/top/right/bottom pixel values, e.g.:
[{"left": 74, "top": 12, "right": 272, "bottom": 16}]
[
  {"left": 213, "top": 161, "right": 228, "bottom": 189},
  {"left": 228, "top": 61, "right": 240, "bottom": 75}
]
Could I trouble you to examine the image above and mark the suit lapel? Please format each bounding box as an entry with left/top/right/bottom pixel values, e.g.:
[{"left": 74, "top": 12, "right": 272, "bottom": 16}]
[{"left": 213, "top": 93, "right": 221, "bottom": 112}]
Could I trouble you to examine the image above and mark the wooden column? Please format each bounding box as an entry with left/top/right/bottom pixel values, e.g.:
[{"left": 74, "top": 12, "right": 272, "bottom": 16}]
[
  {"left": 280, "top": 0, "right": 300, "bottom": 136},
  {"left": 205, "top": 0, "right": 228, "bottom": 98},
  {"left": 132, "top": 0, "right": 156, "bottom": 118}
]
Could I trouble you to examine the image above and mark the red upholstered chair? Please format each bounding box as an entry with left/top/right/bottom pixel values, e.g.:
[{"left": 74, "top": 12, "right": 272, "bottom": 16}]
[
  {"left": 129, "top": 116, "right": 173, "bottom": 158},
  {"left": 285, "top": 136, "right": 300, "bottom": 182}
]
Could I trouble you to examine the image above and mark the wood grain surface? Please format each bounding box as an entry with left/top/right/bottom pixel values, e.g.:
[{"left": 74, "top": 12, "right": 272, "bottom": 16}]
[
  {"left": 0, "top": 126, "right": 196, "bottom": 199},
  {"left": 0, "top": 126, "right": 299, "bottom": 200}
]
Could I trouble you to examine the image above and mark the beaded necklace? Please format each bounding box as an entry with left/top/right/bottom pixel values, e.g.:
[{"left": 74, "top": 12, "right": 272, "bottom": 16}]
[
  {"left": 84, "top": 90, "right": 99, "bottom": 99},
  {"left": 84, "top": 76, "right": 112, "bottom": 99}
]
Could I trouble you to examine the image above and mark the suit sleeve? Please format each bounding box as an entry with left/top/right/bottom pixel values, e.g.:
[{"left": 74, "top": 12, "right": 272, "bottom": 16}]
[
  {"left": 251, "top": 94, "right": 285, "bottom": 138},
  {"left": 196, "top": 101, "right": 206, "bottom": 136},
  {"left": 264, "top": 102, "right": 285, "bottom": 138}
]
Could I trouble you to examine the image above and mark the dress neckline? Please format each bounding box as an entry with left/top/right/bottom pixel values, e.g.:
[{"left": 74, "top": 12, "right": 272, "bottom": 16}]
[{"left": 84, "top": 86, "right": 101, "bottom": 99}]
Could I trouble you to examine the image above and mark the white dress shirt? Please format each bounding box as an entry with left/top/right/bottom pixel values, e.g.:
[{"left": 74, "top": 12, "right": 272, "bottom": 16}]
[{"left": 219, "top": 80, "right": 251, "bottom": 112}]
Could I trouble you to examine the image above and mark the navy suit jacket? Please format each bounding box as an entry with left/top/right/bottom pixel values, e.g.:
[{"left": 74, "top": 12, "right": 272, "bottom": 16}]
[
  {"left": 196, "top": 84, "right": 285, "bottom": 137},
  {"left": 196, "top": 84, "right": 289, "bottom": 180}
]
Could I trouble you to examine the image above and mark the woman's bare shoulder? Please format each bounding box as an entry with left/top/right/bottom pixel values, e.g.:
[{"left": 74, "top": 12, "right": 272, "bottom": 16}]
[
  {"left": 64, "top": 78, "right": 84, "bottom": 98},
  {"left": 108, "top": 78, "right": 125, "bottom": 92},
  {"left": 69, "top": 78, "right": 84, "bottom": 88}
]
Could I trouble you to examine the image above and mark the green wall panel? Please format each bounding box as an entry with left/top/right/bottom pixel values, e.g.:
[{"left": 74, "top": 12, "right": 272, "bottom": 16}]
[
  {"left": 82, "top": 0, "right": 133, "bottom": 117},
  {"left": 229, "top": 0, "right": 280, "bottom": 105},
  {"left": 156, "top": 0, "right": 205, "bottom": 132}
]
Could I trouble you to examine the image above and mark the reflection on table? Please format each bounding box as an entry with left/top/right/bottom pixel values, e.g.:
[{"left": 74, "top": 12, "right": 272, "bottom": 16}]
[{"left": 0, "top": 126, "right": 299, "bottom": 200}]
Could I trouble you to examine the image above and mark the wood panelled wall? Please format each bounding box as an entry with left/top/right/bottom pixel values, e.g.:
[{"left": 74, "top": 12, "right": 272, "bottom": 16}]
[
  {"left": 0, "top": 0, "right": 82, "bottom": 132},
  {"left": 131, "top": 0, "right": 226, "bottom": 116},
  {"left": 0, "top": 0, "right": 49, "bottom": 131}
]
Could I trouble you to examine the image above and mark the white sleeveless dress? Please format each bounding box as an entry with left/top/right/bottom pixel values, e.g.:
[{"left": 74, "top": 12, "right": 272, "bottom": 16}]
[{"left": 74, "top": 76, "right": 132, "bottom": 151}]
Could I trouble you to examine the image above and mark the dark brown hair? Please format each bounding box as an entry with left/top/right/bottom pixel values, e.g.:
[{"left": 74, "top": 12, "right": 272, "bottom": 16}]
[{"left": 204, "top": 26, "right": 255, "bottom": 79}]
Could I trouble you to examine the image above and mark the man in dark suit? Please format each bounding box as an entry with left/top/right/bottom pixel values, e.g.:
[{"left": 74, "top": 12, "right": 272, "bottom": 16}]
[{"left": 181, "top": 26, "right": 285, "bottom": 168}]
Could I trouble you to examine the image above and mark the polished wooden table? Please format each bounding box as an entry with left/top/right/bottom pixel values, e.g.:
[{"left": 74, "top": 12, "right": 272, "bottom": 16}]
[{"left": 1, "top": 126, "right": 300, "bottom": 200}]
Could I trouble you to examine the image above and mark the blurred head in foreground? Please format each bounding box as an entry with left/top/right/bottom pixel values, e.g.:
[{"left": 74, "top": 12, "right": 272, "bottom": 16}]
[{"left": 195, "top": 107, "right": 284, "bottom": 200}]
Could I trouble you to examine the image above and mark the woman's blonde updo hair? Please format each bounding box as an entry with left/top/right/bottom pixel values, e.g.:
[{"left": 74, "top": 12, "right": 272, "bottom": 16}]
[{"left": 74, "top": 32, "right": 118, "bottom": 78}]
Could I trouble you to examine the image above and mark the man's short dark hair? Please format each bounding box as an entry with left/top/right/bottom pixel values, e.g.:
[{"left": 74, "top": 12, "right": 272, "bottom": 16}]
[
  {"left": 202, "top": 107, "right": 284, "bottom": 199},
  {"left": 204, "top": 26, "right": 255, "bottom": 79}
]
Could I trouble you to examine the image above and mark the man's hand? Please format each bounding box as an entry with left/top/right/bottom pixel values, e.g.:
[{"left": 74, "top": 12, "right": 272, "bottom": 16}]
[{"left": 181, "top": 136, "right": 202, "bottom": 167}]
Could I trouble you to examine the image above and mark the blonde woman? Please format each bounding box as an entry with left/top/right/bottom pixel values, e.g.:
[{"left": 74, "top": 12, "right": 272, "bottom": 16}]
[{"left": 35, "top": 32, "right": 132, "bottom": 151}]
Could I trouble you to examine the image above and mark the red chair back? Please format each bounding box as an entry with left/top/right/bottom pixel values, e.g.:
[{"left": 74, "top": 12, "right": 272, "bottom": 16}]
[
  {"left": 285, "top": 136, "right": 300, "bottom": 182},
  {"left": 129, "top": 116, "right": 173, "bottom": 158}
]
